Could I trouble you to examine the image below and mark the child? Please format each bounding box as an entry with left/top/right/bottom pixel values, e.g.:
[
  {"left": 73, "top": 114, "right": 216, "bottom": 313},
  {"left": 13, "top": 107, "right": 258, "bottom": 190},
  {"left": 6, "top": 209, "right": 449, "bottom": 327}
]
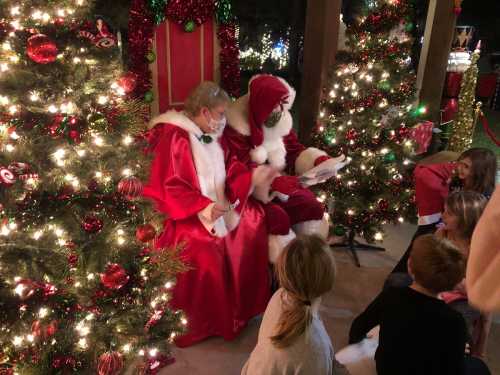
[
  {"left": 349, "top": 234, "right": 468, "bottom": 375},
  {"left": 437, "top": 191, "right": 489, "bottom": 358},
  {"left": 392, "top": 147, "right": 496, "bottom": 274},
  {"left": 241, "top": 235, "right": 348, "bottom": 375}
]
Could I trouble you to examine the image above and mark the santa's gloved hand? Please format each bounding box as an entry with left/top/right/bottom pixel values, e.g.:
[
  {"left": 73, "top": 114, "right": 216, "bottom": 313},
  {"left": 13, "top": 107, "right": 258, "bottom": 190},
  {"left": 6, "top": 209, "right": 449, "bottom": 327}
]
[
  {"left": 315, "top": 154, "right": 349, "bottom": 177},
  {"left": 271, "top": 175, "right": 301, "bottom": 196},
  {"left": 252, "top": 165, "right": 279, "bottom": 204},
  {"left": 300, "top": 154, "right": 349, "bottom": 187},
  {"left": 314, "top": 154, "right": 347, "bottom": 169}
]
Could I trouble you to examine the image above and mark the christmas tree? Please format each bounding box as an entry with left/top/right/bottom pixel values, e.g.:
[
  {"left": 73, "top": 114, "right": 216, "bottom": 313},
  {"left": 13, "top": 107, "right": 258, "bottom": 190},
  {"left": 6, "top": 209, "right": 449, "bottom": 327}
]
[
  {"left": 448, "top": 45, "right": 480, "bottom": 153},
  {"left": 0, "top": 2, "right": 186, "bottom": 374},
  {"left": 313, "top": 0, "right": 426, "bottom": 243}
]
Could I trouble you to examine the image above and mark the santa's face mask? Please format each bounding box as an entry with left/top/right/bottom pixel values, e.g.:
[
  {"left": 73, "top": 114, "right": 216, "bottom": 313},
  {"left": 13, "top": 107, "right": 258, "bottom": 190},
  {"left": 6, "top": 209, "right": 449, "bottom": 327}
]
[{"left": 264, "top": 110, "right": 282, "bottom": 128}]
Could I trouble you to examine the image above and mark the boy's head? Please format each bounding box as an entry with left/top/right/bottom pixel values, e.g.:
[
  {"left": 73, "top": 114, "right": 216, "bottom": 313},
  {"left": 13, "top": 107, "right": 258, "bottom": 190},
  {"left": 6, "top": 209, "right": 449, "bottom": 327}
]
[{"left": 408, "top": 234, "right": 465, "bottom": 294}]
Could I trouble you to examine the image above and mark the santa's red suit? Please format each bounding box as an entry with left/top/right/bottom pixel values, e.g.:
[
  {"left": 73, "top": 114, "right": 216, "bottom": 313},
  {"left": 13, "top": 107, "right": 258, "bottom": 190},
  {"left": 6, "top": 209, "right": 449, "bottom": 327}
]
[
  {"left": 143, "top": 111, "right": 269, "bottom": 347},
  {"left": 224, "top": 75, "right": 344, "bottom": 260},
  {"left": 413, "top": 162, "right": 456, "bottom": 225}
]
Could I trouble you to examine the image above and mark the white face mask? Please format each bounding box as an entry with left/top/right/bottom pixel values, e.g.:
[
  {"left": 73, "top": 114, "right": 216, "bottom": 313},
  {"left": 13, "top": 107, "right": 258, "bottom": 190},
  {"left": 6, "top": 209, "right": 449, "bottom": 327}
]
[{"left": 208, "top": 114, "right": 226, "bottom": 133}]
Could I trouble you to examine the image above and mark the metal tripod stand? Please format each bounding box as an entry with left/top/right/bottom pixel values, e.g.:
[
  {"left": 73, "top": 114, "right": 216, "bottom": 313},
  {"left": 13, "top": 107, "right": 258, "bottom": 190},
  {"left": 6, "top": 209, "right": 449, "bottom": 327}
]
[{"left": 330, "top": 229, "right": 385, "bottom": 267}]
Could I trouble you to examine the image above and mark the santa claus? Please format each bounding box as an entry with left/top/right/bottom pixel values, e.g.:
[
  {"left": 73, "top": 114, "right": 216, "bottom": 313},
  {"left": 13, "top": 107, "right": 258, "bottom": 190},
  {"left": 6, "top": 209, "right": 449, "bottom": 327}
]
[
  {"left": 143, "top": 82, "right": 275, "bottom": 347},
  {"left": 224, "top": 74, "right": 347, "bottom": 262}
]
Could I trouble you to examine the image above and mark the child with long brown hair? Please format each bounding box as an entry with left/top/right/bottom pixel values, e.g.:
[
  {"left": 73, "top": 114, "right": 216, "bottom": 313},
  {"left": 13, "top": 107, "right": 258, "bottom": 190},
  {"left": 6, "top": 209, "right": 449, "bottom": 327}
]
[
  {"left": 242, "top": 235, "right": 348, "bottom": 375},
  {"left": 437, "top": 191, "right": 489, "bottom": 358},
  {"left": 392, "top": 147, "right": 497, "bottom": 274}
]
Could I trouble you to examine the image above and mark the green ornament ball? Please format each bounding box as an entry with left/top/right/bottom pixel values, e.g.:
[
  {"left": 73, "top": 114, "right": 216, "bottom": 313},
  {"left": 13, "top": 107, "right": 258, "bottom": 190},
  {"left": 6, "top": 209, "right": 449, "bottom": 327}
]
[
  {"left": 405, "top": 22, "right": 414, "bottom": 32},
  {"left": 146, "top": 51, "right": 156, "bottom": 63},
  {"left": 184, "top": 20, "right": 196, "bottom": 33},
  {"left": 333, "top": 225, "right": 346, "bottom": 237},
  {"left": 383, "top": 151, "right": 397, "bottom": 163},
  {"left": 144, "top": 91, "right": 154, "bottom": 103}
]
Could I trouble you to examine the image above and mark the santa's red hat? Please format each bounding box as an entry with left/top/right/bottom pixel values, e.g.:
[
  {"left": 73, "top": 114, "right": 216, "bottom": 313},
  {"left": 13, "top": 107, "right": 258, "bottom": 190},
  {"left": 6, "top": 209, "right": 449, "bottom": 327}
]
[{"left": 248, "top": 75, "right": 294, "bottom": 147}]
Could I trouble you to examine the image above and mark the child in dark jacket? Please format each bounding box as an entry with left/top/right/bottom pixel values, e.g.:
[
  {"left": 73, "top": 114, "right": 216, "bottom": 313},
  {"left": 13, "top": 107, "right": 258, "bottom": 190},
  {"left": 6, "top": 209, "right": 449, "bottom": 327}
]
[{"left": 349, "top": 234, "right": 468, "bottom": 375}]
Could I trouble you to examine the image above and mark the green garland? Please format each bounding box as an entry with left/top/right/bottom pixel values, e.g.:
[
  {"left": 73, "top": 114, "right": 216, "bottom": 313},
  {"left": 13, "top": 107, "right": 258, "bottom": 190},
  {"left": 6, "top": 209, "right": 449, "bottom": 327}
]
[
  {"left": 146, "top": 0, "right": 234, "bottom": 26},
  {"left": 147, "top": 0, "right": 169, "bottom": 25},
  {"left": 215, "top": 0, "right": 233, "bottom": 24}
]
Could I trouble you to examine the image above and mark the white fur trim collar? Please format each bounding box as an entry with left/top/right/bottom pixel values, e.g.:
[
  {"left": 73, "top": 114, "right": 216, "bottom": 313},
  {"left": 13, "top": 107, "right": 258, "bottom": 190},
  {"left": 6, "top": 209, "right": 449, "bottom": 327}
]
[
  {"left": 148, "top": 110, "right": 226, "bottom": 140},
  {"left": 149, "top": 110, "right": 202, "bottom": 136}
]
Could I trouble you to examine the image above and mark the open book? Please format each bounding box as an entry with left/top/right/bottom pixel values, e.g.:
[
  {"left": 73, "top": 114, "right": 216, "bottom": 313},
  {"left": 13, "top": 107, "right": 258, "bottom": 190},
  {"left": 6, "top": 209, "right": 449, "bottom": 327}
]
[{"left": 299, "top": 156, "right": 350, "bottom": 187}]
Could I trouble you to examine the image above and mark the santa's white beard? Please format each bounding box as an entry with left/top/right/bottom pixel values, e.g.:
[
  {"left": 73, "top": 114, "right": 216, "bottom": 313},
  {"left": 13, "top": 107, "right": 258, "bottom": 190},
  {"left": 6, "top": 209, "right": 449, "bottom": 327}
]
[{"left": 250, "top": 111, "right": 293, "bottom": 170}]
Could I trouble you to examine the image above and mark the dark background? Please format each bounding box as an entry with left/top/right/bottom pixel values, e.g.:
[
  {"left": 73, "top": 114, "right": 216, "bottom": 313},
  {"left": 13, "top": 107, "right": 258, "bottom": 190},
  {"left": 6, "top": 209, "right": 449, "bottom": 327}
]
[{"left": 94, "top": 0, "right": 500, "bottom": 80}]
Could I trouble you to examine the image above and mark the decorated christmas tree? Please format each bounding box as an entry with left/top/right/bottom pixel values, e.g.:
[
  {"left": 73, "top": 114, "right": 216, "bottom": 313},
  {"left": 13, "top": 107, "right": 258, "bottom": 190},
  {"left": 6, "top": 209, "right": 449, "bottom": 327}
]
[
  {"left": 0, "top": 2, "right": 185, "bottom": 374},
  {"left": 313, "top": 0, "right": 426, "bottom": 243}
]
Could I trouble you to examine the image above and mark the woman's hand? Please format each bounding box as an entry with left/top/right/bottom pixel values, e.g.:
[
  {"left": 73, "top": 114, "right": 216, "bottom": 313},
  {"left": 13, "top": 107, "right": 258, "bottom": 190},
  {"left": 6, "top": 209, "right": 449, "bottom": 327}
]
[{"left": 210, "top": 203, "right": 228, "bottom": 221}]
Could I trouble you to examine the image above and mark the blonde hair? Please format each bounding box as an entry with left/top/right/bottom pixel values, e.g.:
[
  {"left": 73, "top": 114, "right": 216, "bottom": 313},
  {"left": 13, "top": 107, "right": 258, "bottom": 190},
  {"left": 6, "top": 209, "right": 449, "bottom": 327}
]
[
  {"left": 271, "top": 235, "right": 336, "bottom": 348},
  {"left": 411, "top": 234, "right": 466, "bottom": 294},
  {"left": 184, "top": 81, "right": 230, "bottom": 116}
]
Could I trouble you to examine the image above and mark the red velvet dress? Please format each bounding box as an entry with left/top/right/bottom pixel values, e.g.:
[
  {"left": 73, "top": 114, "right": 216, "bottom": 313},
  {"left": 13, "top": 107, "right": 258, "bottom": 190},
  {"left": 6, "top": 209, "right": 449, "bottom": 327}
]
[
  {"left": 223, "top": 127, "right": 325, "bottom": 235},
  {"left": 144, "top": 122, "right": 269, "bottom": 347}
]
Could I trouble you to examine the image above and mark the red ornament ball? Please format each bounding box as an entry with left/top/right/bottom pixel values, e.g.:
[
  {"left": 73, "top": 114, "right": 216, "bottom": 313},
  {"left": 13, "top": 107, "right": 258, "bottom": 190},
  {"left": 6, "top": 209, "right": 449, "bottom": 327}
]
[
  {"left": 45, "top": 320, "right": 58, "bottom": 337},
  {"left": 27, "top": 34, "right": 58, "bottom": 64},
  {"left": 69, "top": 130, "right": 81, "bottom": 143},
  {"left": 101, "top": 264, "right": 130, "bottom": 290},
  {"left": 98, "top": 351, "right": 124, "bottom": 375},
  {"left": 118, "top": 176, "right": 143, "bottom": 200},
  {"left": 54, "top": 17, "right": 65, "bottom": 26},
  {"left": 67, "top": 253, "right": 78, "bottom": 267},
  {"left": 82, "top": 215, "right": 104, "bottom": 234},
  {"left": 136, "top": 224, "right": 156, "bottom": 243},
  {"left": 117, "top": 73, "right": 138, "bottom": 94}
]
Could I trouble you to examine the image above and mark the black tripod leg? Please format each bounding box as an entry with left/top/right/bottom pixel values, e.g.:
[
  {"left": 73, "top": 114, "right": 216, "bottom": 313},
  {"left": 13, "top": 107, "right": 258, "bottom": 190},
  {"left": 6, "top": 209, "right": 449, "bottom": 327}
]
[
  {"left": 349, "top": 242, "right": 361, "bottom": 267},
  {"left": 352, "top": 240, "right": 385, "bottom": 252},
  {"left": 348, "top": 232, "right": 361, "bottom": 267}
]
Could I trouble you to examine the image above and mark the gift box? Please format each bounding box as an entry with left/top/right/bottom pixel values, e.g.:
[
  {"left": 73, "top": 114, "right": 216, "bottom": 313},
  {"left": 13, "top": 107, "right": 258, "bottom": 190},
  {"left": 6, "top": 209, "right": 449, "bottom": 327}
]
[{"left": 410, "top": 121, "right": 434, "bottom": 155}]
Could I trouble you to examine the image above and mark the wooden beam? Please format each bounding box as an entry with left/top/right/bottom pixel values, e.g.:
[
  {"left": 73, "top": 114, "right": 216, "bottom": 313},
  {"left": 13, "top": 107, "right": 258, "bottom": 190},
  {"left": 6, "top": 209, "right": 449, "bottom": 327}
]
[
  {"left": 417, "top": 0, "right": 458, "bottom": 121},
  {"left": 298, "top": 0, "right": 341, "bottom": 145}
]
